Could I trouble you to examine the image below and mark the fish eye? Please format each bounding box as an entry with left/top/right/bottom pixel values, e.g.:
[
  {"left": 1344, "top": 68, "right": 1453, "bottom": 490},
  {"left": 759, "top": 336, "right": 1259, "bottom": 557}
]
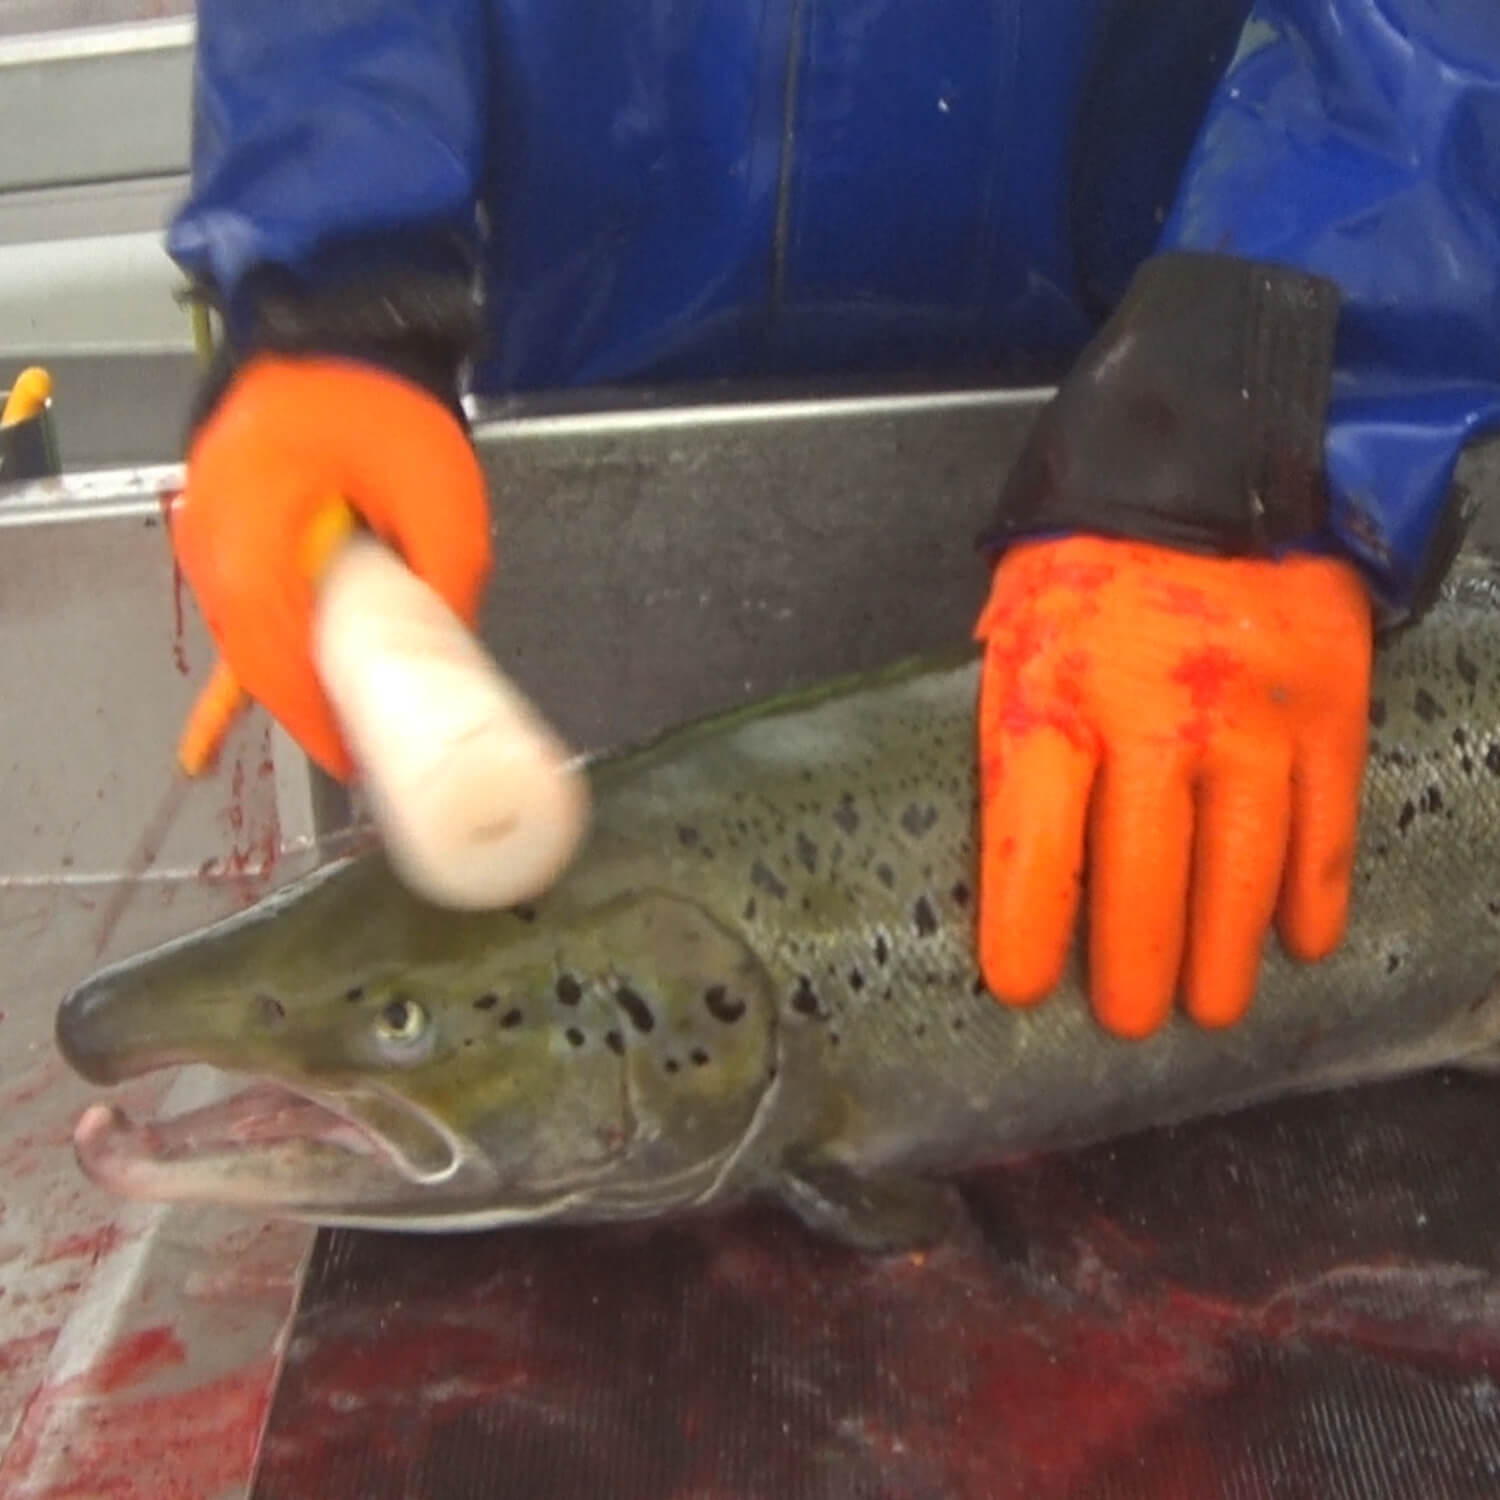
[{"left": 374, "top": 996, "right": 429, "bottom": 1051}]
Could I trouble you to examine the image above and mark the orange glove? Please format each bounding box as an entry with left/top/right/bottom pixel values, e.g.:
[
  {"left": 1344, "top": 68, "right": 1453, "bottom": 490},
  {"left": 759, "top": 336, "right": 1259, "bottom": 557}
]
[
  {"left": 170, "top": 355, "right": 493, "bottom": 780},
  {"left": 974, "top": 534, "right": 1374, "bottom": 1039}
]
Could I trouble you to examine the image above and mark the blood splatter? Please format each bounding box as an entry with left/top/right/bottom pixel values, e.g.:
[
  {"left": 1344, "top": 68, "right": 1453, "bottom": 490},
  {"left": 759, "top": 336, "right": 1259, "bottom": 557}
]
[
  {"left": 35, "top": 1225, "right": 126, "bottom": 1268},
  {"left": 1171, "top": 645, "right": 1243, "bottom": 713},
  {"left": 157, "top": 487, "right": 190, "bottom": 678},
  {"left": 0, "top": 1328, "right": 276, "bottom": 1500},
  {"left": 198, "top": 726, "right": 283, "bottom": 908}
]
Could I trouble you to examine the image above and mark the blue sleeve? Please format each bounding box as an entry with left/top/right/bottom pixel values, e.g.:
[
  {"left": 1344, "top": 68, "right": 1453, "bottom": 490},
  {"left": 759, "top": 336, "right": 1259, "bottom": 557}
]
[
  {"left": 165, "top": 0, "right": 492, "bottom": 346},
  {"left": 1158, "top": 1, "right": 1500, "bottom": 614}
]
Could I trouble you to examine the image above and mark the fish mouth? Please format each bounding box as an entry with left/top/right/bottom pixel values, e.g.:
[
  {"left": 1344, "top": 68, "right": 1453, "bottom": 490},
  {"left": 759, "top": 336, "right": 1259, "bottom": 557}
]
[{"left": 70, "top": 1074, "right": 463, "bottom": 1213}]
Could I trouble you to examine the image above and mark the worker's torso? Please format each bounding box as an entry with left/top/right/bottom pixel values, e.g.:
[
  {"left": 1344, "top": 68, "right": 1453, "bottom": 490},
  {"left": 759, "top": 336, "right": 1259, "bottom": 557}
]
[{"left": 469, "top": 0, "right": 1253, "bottom": 397}]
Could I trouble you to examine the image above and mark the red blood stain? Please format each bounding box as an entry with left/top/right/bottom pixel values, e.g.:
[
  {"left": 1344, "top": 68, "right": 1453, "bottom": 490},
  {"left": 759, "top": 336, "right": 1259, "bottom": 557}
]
[
  {"left": 1140, "top": 574, "right": 1231, "bottom": 626},
  {"left": 0, "top": 1330, "right": 276, "bottom": 1500},
  {"left": 198, "top": 727, "right": 283, "bottom": 908},
  {"left": 1171, "top": 644, "right": 1245, "bottom": 752},
  {"left": 82, "top": 1326, "right": 187, "bottom": 1396},
  {"left": 943, "top": 1305, "right": 1231, "bottom": 1498},
  {"left": 36, "top": 1224, "right": 126, "bottom": 1268},
  {"left": 0, "top": 1330, "right": 59, "bottom": 1383},
  {"left": 1171, "top": 645, "right": 1243, "bottom": 712},
  {"left": 157, "top": 487, "right": 190, "bottom": 678}
]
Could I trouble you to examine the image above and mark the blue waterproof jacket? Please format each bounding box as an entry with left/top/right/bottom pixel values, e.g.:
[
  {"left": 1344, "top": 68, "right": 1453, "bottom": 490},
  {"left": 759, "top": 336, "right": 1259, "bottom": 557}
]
[{"left": 168, "top": 1, "right": 1500, "bottom": 617}]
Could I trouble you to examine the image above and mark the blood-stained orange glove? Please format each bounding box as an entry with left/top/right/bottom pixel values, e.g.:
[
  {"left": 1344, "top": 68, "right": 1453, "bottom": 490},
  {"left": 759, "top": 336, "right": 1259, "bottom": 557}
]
[
  {"left": 170, "top": 355, "right": 493, "bottom": 781},
  {"left": 974, "top": 534, "right": 1374, "bottom": 1039}
]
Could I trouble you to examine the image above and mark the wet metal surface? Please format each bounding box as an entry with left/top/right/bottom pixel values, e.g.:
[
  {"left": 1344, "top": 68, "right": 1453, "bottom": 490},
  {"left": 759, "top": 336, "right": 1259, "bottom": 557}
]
[{"left": 0, "top": 466, "right": 319, "bottom": 1497}]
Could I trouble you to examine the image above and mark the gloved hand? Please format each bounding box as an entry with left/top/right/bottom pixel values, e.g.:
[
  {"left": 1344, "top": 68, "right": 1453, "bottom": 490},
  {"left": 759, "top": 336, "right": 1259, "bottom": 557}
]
[
  {"left": 974, "top": 534, "right": 1374, "bottom": 1039},
  {"left": 170, "top": 355, "right": 493, "bottom": 781}
]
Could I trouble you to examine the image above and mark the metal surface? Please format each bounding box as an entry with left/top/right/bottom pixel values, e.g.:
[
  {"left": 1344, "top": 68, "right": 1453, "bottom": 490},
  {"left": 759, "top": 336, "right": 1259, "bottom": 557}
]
[
  {"left": 0, "top": 444, "right": 324, "bottom": 1498},
  {"left": 0, "top": 377, "right": 1496, "bottom": 1496},
  {"left": 0, "top": 20, "right": 192, "bottom": 194},
  {"left": 0, "top": 352, "right": 198, "bottom": 468},
  {"left": 0, "top": 2, "right": 190, "bottom": 36},
  {"left": 468, "top": 379, "right": 1059, "bottom": 759}
]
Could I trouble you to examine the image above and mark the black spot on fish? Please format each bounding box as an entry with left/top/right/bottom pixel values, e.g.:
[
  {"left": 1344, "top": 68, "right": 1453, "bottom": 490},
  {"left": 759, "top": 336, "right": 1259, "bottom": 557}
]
[
  {"left": 1454, "top": 726, "right": 1469, "bottom": 748},
  {"left": 1457, "top": 647, "right": 1479, "bottom": 687},
  {"left": 501, "top": 1008, "right": 523, "bottom": 1029},
  {"left": 874, "top": 933, "right": 890, "bottom": 966},
  {"left": 513, "top": 904, "right": 538, "bottom": 923},
  {"left": 1385, "top": 952, "right": 1401, "bottom": 974},
  {"left": 913, "top": 896, "right": 939, "bottom": 937},
  {"left": 952, "top": 1016, "right": 966, "bottom": 1031},
  {"left": 615, "top": 985, "right": 656, "bottom": 1034},
  {"left": 474, "top": 993, "right": 498, "bottom": 1011},
  {"left": 344, "top": 986, "right": 365, "bottom": 1004},
  {"left": 792, "top": 975, "right": 821, "bottom": 1017},
  {"left": 605, "top": 1029, "right": 625, "bottom": 1055},
  {"left": 833, "top": 796, "right": 859, "bottom": 835},
  {"left": 1398, "top": 800, "right": 1416, "bottom": 834},
  {"left": 1487, "top": 743, "right": 1500, "bottom": 776},
  {"left": 690, "top": 1048, "right": 710, "bottom": 1067},
  {"left": 1422, "top": 784, "right": 1444, "bottom": 815},
  {"left": 796, "top": 832, "right": 818, "bottom": 874},
  {"left": 877, "top": 864, "right": 895, "bottom": 889},
  {"left": 677, "top": 824, "right": 700, "bottom": 848},
  {"left": 900, "top": 803, "right": 939, "bottom": 838},
  {"left": 951, "top": 882, "right": 971, "bottom": 908},
  {"left": 1463, "top": 756, "right": 1476, "bottom": 776},
  {"left": 665, "top": 1058, "right": 680, "bottom": 1074},
  {"left": 555, "top": 975, "right": 583, "bottom": 1006},
  {"left": 743, "top": 898, "right": 757, "bottom": 922},
  {"left": 1369, "top": 698, "right": 1386, "bottom": 728},
  {"left": 1413, "top": 688, "right": 1443, "bottom": 723},
  {"left": 703, "top": 985, "right": 746, "bottom": 1024},
  {"left": 849, "top": 969, "right": 865, "bottom": 992},
  {"left": 828, "top": 1033, "right": 841, "bottom": 1047},
  {"left": 1490, "top": 900, "right": 1500, "bottom": 919},
  {"left": 751, "top": 859, "right": 788, "bottom": 901},
  {"left": 565, "top": 1027, "right": 586, "bottom": 1048},
  {"left": 254, "top": 993, "right": 285, "bottom": 1027}
]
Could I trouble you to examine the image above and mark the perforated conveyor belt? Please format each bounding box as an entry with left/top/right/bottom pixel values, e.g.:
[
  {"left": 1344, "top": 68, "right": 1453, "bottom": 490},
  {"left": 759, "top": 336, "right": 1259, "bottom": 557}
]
[{"left": 248, "top": 1069, "right": 1500, "bottom": 1500}]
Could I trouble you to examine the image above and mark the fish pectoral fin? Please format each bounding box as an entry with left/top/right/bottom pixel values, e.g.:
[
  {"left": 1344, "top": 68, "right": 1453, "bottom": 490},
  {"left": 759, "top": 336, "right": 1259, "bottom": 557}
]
[{"left": 775, "top": 1156, "right": 961, "bottom": 1255}]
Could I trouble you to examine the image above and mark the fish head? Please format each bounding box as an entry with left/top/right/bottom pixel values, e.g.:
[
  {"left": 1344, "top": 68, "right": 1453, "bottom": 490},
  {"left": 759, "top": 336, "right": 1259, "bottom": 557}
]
[{"left": 56, "top": 852, "right": 782, "bottom": 1232}]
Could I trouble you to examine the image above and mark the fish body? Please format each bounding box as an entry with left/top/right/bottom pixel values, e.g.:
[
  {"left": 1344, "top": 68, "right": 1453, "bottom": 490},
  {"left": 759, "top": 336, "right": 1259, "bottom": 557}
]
[{"left": 56, "top": 549, "right": 1500, "bottom": 1251}]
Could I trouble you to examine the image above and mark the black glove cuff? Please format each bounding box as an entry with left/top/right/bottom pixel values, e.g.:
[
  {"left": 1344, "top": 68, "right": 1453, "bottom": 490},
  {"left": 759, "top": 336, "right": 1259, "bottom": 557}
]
[
  {"left": 183, "top": 266, "right": 484, "bottom": 448},
  {"left": 980, "top": 251, "right": 1342, "bottom": 558}
]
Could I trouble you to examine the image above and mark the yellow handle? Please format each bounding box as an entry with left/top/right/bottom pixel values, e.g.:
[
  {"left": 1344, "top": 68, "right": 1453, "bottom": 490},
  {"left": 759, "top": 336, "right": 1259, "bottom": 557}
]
[
  {"left": 1, "top": 366, "right": 51, "bottom": 427},
  {"left": 176, "top": 497, "right": 359, "bottom": 776}
]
